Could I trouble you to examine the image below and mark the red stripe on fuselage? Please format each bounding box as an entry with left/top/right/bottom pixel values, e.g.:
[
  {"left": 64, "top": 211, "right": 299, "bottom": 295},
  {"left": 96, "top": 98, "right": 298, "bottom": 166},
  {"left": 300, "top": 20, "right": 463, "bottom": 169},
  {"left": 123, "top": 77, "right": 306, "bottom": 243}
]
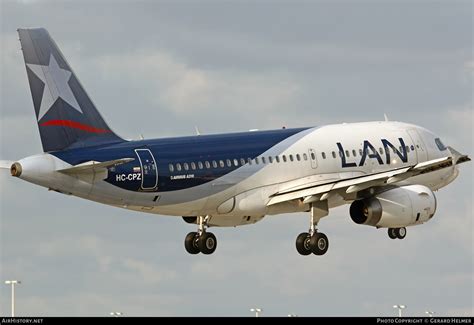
[{"left": 40, "top": 120, "right": 110, "bottom": 134}]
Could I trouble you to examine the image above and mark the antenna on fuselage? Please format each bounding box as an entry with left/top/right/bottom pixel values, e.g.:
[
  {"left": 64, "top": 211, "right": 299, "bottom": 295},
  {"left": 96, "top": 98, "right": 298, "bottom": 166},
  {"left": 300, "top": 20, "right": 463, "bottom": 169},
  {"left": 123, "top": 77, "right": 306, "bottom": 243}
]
[
  {"left": 384, "top": 114, "right": 389, "bottom": 122},
  {"left": 195, "top": 126, "right": 201, "bottom": 136}
]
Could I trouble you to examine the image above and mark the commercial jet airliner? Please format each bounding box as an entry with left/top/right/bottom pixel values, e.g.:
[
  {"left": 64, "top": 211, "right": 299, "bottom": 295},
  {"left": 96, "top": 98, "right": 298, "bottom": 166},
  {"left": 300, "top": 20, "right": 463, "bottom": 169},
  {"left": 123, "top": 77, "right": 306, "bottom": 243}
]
[{"left": 1, "top": 28, "right": 470, "bottom": 256}]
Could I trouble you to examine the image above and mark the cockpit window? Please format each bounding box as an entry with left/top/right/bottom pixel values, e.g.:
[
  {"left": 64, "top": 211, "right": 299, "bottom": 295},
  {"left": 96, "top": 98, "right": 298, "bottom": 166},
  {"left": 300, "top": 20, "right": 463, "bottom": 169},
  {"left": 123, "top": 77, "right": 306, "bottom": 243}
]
[{"left": 435, "top": 138, "right": 447, "bottom": 151}]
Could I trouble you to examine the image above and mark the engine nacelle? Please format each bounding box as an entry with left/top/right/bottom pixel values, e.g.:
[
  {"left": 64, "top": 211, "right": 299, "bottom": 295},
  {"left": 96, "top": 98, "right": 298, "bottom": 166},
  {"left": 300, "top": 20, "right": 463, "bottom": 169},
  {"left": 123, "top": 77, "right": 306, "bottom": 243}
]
[{"left": 349, "top": 185, "right": 437, "bottom": 228}]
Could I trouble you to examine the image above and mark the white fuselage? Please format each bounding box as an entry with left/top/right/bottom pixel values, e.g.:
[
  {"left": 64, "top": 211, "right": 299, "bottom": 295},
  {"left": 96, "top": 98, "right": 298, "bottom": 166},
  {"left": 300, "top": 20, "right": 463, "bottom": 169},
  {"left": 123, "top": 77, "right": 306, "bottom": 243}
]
[{"left": 14, "top": 121, "right": 458, "bottom": 226}]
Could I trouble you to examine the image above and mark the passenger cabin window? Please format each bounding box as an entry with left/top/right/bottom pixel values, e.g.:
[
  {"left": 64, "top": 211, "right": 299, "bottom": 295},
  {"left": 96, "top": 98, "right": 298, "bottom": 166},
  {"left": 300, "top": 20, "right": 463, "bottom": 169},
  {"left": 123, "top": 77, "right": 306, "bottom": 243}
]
[
  {"left": 255, "top": 157, "right": 259, "bottom": 165},
  {"left": 183, "top": 163, "right": 189, "bottom": 171},
  {"left": 169, "top": 164, "right": 174, "bottom": 172},
  {"left": 296, "top": 154, "right": 301, "bottom": 161},
  {"left": 303, "top": 153, "right": 308, "bottom": 161},
  {"left": 345, "top": 150, "right": 350, "bottom": 157},
  {"left": 352, "top": 149, "right": 357, "bottom": 157},
  {"left": 234, "top": 159, "right": 239, "bottom": 167},
  {"left": 212, "top": 160, "right": 218, "bottom": 168},
  {"left": 247, "top": 158, "right": 252, "bottom": 165},
  {"left": 205, "top": 161, "right": 210, "bottom": 169},
  {"left": 275, "top": 156, "right": 280, "bottom": 163},
  {"left": 262, "top": 157, "right": 267, "bottom": 164},
  {"left": 339, "top": 151, "right": 343, "bottom": 158},
  {"left": 379, "top": 148, "right": 384, "bottom": 155},
  {"left": 191, "top": 162, "right": 196, "bottom": 170},
  {"left": 176, "top": 163, "right": 182, "bottom": 171},
  {"left": 226, "top": 159, "right": 232, "bottom": 167},
  {"left": 289, "top": 155, "right": 294, "bottom": 162},
  {"left": 282, "top": 155, "right": 287, "bottom": 162},
  {"left": 269, "top": 156, "right": 273, "bottom": 163},
  {"left": 198, "top": 161, "right": 204, "bottom": 169},
  {"left": 219, "top": 160, "right": 225, "bottom": 168},
  {"left": 311, "top": 152, "right": 316, "bottom": 160},
  {"left": 322, "top": 152, "right": 326, "bottom": 159},
  {"left": 359, "top": 149, "right": 363, "bottom": 156},
  {"left": 332, "top": 151, "right": 336, "bottom": 158},
  {"left": 240, "top": 158, "right": 246, "bottom": 166},
  {"left": 435, "top": 138, "right": 447, "bottom": 151}
]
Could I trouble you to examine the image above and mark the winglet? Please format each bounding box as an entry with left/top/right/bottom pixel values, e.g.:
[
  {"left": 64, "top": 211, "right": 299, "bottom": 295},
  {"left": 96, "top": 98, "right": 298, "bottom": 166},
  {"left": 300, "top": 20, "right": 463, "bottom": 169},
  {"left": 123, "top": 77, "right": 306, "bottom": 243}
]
[{"left": 448, "top": 146, "right": 471, "bottom": 165}]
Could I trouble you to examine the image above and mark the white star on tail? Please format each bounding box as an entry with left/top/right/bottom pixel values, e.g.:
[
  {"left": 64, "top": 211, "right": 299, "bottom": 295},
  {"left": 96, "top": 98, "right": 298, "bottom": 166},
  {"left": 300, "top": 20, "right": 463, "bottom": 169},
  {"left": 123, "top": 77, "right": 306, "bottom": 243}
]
[{"left": 27, "top": 54, "right": 83, "bottom": 121}]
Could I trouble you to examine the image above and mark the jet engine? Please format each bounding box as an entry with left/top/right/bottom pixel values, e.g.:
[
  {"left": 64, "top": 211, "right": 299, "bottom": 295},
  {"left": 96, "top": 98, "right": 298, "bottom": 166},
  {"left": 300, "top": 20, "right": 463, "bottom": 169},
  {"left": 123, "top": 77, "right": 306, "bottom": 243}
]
[{"left": 349, "top": 185, "right": 436, "bottom": 228}]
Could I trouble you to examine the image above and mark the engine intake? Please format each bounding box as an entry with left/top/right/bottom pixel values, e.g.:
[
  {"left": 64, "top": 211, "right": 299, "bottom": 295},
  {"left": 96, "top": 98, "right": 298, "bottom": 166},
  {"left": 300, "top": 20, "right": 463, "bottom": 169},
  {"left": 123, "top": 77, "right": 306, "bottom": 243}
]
[{"left": 349, "top": 197, "right": 382, "bottom": 226}]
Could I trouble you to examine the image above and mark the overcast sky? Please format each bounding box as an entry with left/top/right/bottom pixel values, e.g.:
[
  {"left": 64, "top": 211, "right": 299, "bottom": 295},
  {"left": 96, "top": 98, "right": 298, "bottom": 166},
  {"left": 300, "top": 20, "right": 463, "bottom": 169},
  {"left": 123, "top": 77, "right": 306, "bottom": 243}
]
[{"left": 0, "top": 0, "right": 472, "bottom": 317}]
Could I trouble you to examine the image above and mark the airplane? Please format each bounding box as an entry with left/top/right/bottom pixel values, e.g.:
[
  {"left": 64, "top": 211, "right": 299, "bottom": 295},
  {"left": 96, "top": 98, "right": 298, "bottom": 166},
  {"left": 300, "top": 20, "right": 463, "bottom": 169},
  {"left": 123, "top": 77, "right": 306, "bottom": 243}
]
[{"left": 1, "top": 28, "right": 470, "bottom": 256}]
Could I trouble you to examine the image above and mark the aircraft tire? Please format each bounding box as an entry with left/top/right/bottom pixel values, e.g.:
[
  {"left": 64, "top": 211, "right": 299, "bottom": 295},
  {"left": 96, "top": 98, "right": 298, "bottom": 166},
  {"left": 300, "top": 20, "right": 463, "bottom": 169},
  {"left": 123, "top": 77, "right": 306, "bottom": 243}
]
[
  {"left": 296, "top": 232, "right": 312, "bottom": 255},
  {"left": 184, "top": 232, "right": 200, "bottom": 254},
  {"left": 395, "top": 227, "right": 406, "bottom": 239},
  {"left": 388, "top": 228, "right": 397, "bottom": 239},
  {"left": 310, "top": 232, "right": 329, "bottom": 256},
  {"left": 198, "top": 232, "right": 217, "bottom": 255}
]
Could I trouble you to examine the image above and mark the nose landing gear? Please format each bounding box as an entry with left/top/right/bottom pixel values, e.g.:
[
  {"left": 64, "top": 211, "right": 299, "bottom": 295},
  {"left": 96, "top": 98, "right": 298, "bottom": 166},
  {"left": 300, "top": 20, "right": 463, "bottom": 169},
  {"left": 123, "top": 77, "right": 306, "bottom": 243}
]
[{"left": 388, "top": 227, "right": 406, "bottom": 240}]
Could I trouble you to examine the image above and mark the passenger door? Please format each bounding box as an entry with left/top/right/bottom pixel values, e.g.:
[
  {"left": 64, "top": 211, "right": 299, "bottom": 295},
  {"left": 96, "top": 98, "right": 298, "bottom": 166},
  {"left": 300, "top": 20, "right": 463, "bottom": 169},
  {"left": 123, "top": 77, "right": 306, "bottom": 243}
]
[
  {"left": 135, "top": 148, "right": 158, "bottom": 190},
  {"left": 308, "top": 149, "right": 318, "bottom": 169},
  {"left": 407, "top": 129, "right": 428, "bottom": 162}
]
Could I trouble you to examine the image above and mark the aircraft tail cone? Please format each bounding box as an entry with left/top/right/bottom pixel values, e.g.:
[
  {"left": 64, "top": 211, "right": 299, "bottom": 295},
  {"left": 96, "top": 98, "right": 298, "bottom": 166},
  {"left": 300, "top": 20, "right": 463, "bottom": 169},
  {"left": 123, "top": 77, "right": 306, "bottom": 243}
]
[{"left": 10, "top": 162, "right": 22, "bottom": 177}]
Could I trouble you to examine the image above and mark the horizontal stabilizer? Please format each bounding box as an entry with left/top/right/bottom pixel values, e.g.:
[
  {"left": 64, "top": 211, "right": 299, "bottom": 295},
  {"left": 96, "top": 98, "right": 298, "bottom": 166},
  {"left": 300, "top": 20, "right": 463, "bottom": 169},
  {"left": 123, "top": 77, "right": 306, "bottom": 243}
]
[
  {"left": 58, "top": 158, "right": 134, "bottom": 174},
  {"left": 0, "top": 160, "right": 13, "bottom": 169}
]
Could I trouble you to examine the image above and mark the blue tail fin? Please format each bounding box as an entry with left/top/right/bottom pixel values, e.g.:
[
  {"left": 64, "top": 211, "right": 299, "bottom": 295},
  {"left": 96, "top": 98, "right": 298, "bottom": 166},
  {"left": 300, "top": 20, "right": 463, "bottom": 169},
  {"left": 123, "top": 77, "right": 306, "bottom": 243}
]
[{"left": 18, "top": 28, "right": 123, "bottom": 152}]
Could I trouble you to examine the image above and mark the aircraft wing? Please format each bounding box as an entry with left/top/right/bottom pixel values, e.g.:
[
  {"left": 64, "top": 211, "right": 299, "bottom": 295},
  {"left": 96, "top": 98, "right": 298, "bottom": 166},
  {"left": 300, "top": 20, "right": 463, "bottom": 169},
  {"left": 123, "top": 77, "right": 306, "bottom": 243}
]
[
  {"left": 58, "top": 158, "right": 135, "bottom": 174},
  {"left": 267, "top": 151, "right": 470, "bottom": 207}
]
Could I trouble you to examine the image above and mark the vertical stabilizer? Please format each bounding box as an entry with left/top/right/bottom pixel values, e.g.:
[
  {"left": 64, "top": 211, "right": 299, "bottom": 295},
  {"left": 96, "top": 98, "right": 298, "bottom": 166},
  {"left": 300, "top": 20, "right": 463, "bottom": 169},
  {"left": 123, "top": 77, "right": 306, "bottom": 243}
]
[{"left": 18, "top": 28, "right": 123, "bottom": 152}]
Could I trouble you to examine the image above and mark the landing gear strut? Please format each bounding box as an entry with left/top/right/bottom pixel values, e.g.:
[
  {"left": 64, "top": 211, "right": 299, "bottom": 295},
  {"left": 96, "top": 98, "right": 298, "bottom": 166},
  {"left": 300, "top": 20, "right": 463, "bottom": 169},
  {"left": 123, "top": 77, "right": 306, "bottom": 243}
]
[
  {"left": 184, "top": 215, "right": 217, "bottom": 255},
  {"left": 295, "top": 201, "right": 329, "bottom": 256},
  {"left": 388, "top": 227, "right": 406, "bottom": 240}
]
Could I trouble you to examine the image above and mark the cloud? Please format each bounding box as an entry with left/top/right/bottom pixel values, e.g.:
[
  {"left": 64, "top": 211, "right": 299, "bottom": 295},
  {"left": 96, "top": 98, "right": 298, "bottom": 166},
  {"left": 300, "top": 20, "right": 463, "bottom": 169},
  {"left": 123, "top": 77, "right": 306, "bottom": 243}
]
[
  {"left": 1, "top": 1, "right": 472, "bottom": 317},
  {"left": 94, "top": 50, "right": 301, "bottom": 119},
  {"left": 445, "top": 106, "right": 474, "bottom": 134}
]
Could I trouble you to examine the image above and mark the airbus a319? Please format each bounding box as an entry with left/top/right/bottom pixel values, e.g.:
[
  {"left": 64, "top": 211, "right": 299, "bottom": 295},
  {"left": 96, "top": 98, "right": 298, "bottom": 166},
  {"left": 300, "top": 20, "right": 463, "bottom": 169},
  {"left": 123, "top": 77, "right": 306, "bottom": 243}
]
[{"left": 2, "top": 28, "right": 470, "bottom": 256}]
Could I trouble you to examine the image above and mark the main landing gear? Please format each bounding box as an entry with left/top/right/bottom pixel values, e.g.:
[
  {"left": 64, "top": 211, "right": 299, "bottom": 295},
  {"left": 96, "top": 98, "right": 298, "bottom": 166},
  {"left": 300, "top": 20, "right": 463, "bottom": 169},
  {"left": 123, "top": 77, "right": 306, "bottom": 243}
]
[
  {"left": 388, "top": 227, "right": 406, "bottom": 240},
  {"left": 296, "top": 201, "right": 330, "bottom": 256},
  {"left": 184, "top": 216, "right": 217, "bottom": 255}
]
